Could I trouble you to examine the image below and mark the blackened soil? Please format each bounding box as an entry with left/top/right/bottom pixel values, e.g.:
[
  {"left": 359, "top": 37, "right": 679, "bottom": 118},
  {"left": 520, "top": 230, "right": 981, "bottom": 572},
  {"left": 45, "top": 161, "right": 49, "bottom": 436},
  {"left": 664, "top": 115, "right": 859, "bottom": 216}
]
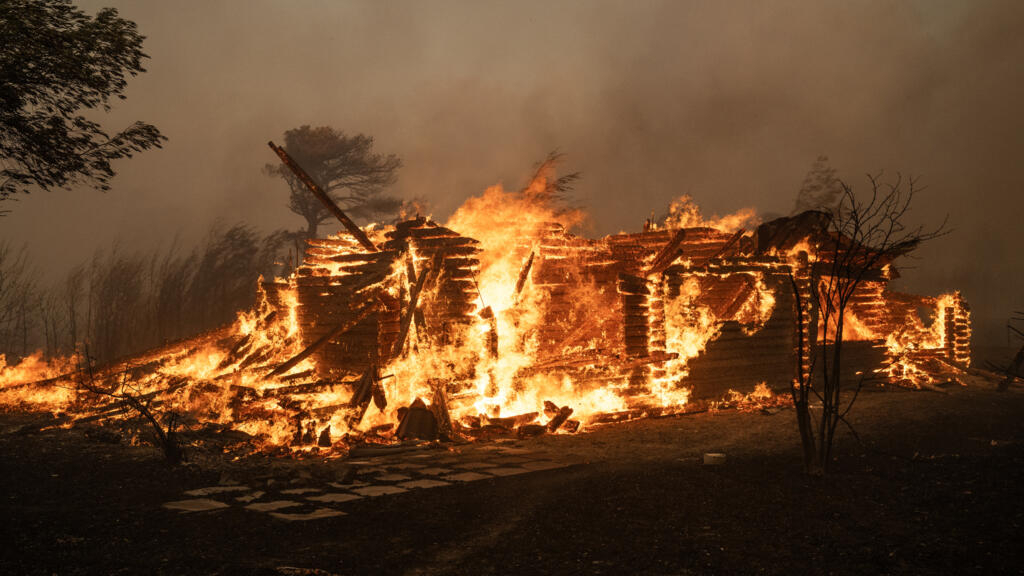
[{"left": 2, "top": 384, "right": 1023, "bottom": 575}]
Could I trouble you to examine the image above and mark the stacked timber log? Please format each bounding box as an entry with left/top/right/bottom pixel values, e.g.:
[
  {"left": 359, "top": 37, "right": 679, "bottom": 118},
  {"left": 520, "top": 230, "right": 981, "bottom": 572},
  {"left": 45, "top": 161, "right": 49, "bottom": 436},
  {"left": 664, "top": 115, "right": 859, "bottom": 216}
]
[
  {"left": 260, "top": 279, "right": 292, "bottom": 312},
  {"left": 790, "top": 251, "right": 816, "bottom": 385},
  {"left": 531, "top": 223, "right": 608, "bottom": 349},
  {"left": 381, "top": 218, "right": 481, "bottom": 348},
  {"left": 606, "top": 230, "right": 674, "bottom": 382},
  {"left": 294, "top": 235, "right": 401, "bottom": 377},
  {"left": 661, "top": 228, "right": 738, "bottom": 297},
  {"left": 944, "top": 292, "right": 971, "bottom": 366},
  {"left": 647, "top": 280, "right": 668, "bottom": 382},
  {"left": 675, "top": 257, "right": 798, "bottom": 398},
  {"left": 838, "top": 281, "right": 889, "bottom": 338},
  {"left": 617, "top": 272, "right": 653, "bottom": 390},
  {"left": 605, "top": 229, "right": 702, "bottom": 390}
]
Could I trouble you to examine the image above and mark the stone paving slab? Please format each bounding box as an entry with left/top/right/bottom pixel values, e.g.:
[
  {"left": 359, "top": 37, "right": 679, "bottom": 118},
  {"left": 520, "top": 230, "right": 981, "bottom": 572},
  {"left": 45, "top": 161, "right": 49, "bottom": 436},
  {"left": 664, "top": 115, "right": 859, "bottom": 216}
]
[
  {"left": 184, "top": 485, "right": 251, "bottom": 497},
  {"left": 417, "top": 467, "right": 453, "bottom": 475},
  {"left": 520, "top": 460, "right": 568, "bottom": 471},
  {"left": 168, "top": 444, "right": 574, "bottom": 521},
  {"left": 307, "top": 492, "right": 363, "bottom": 504},
  {"left": 163, "top": 498, "right": 230, "bottom": 512},
  {"left": 280, "top": 487, "right": 322, "bottom": 495},
  {"left": 246, "top": 500, "right": 303, "bottom": 512},
  {"left": 389, "top": 463, "right": 426, "bottom": 470},
  {"left": 443, "top": 471, "right": 493, "bottom": 482},
  {"left": 495, "top": 447, "right": 534, "bottom": 455},
  {"left": 491, "top": 456, "right": 531, "bottom": 464},
  {"left": 453, "top": 461, "right": 495, "bottom": 470},
  {"left": 485, "top": 467, "right": 530, "bottom": 476},
  {"left": 358, "top": 466, "right": 389, "bottom": 474},
  {"left": 352, "top": 485, "right": 409, "bottom": 497},
  {"left": 328, "top": 481, "right": 368, "bottom": 489},
  {"left": 398, "top": 479, "right": 451, "bottom": 489},
  {"left": 270, "top": 508, "right": 345, "bottom": 521}
]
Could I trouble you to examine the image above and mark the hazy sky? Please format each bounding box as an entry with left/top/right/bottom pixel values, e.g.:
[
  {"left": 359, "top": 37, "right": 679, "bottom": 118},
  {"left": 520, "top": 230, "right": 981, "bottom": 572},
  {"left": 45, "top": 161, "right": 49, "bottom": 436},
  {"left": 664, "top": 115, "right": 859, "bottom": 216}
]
[{"left": 2, "top": 0, "right": 1021, "bottom": 343}]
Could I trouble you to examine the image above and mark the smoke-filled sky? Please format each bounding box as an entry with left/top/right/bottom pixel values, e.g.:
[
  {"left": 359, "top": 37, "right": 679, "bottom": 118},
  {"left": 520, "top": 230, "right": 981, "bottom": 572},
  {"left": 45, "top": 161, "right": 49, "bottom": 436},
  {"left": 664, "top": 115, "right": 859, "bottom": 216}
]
[{"left": 2, "top": 0, "right": 1022, "bottom": 343}]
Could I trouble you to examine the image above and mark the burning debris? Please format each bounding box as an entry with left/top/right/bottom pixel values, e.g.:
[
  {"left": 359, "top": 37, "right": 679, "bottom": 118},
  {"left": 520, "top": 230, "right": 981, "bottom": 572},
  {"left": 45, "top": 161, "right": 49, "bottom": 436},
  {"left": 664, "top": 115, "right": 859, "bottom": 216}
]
[{"left": 0, "top": 149, "right": 974, "bottom": 458}]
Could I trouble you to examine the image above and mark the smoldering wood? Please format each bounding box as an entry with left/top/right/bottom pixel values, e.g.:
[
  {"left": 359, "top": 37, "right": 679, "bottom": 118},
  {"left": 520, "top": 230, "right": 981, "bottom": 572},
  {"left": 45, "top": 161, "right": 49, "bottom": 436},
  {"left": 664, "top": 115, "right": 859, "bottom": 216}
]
[
  {"left": 546, "top": 405, "right": 574, "bottom": 432},
  {"left": 487, "top": 412, "right": 539, "bottom": 428}
]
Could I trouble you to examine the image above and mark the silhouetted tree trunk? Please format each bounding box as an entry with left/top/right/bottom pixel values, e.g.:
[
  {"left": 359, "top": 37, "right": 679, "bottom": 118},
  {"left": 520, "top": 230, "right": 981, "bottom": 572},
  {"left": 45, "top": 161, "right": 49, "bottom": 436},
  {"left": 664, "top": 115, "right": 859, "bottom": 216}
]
[{"left": 789, "top": 172, "right": 946, "bottom": 474}]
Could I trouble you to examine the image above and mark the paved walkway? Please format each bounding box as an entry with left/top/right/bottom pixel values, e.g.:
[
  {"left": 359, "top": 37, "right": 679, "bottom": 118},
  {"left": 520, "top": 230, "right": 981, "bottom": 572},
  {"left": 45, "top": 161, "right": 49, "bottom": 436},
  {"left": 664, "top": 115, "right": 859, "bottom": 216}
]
[{"left": 163, "top": 443, "right": 573, "bottom": 521}]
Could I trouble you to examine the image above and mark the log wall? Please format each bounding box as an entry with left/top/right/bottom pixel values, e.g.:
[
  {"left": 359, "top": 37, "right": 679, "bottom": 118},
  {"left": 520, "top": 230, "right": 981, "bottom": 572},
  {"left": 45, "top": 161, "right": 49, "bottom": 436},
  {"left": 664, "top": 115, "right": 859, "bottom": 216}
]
[{"left": 670, "top": 263, "right": 798, "bottom": 399}]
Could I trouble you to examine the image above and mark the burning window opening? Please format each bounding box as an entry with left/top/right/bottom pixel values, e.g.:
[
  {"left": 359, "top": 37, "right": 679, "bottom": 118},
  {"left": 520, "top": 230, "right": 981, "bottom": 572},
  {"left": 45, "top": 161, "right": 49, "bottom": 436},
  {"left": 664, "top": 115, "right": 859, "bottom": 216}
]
[{"left": 0, "top": 154, "right": 972, "bottom": 458}]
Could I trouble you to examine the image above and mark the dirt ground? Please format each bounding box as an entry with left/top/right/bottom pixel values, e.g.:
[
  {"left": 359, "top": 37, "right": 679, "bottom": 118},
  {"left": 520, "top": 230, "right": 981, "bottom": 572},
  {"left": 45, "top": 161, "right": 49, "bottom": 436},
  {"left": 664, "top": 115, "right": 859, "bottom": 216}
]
[{"left": 2, "top": 381, "right": 1022, "bottom": 576}]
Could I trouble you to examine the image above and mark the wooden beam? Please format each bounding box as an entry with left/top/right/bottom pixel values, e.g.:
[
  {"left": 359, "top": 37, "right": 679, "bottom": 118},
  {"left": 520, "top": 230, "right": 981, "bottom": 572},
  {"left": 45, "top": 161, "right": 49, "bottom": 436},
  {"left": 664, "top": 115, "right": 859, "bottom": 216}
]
[
  {"left": 708, "top": 228, "right": 746, "bottom": 260},
  {"left": 268, "top": 141, "right": 378, "bottom": 252},
  {"left": 515, "top": 251, "right": 535, "bottom": 296},
  {"left": 546, "top": 405, "right": 574, "bottom": 432},
  {"left": 646, "top": 228, "right": 687, "bottom": 276},
  {"left": 392, "top": 251, "right": 445, "bottom": 359}
]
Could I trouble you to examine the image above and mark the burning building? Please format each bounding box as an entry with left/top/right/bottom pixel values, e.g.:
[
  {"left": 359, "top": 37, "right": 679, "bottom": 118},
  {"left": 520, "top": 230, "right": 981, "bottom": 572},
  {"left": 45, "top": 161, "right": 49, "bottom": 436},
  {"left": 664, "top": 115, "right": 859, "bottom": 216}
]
[{"left": 0, "top": 148, "right": 971, "bottom": 455}]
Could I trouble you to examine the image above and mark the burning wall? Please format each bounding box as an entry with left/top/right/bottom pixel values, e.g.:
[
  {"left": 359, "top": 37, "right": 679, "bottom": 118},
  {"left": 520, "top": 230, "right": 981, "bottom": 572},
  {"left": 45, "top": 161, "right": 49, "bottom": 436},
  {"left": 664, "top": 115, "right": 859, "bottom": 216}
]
[{"left": 0, "top": 188, "right": 971, "bottom": 454}]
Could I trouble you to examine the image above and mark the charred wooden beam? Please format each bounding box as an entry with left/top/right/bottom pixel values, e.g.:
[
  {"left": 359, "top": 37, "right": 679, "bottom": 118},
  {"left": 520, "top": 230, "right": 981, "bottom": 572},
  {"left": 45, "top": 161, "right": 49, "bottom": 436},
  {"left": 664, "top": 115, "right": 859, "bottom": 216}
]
[
  {"left": 261, "top": 377, "right": 368, "bottom": 397},
  {"left": 278, "top": 368, "right": 316, "bottom": 383},
  {"left": 515, "top": 251, "right": 535, "bottom": 296},
  {"left": 217, "top": 333, "right": 253, "bottom": 370},
  {"left": 646, "top": 228, "right": 687, "bottom": 276},
  {"left": 404, "top": 253, "right": 429, "bottom": 339},
  {"left": 517, "top": 423, "right": 547, "bottom": 437},
  {"left": 707, "top": 228, "right": 746, "bottom": 260},
  {"left": 546, "top": 405, "right": 574, "bottom": 432},
  {"left": 267, "top": 141, "right": 378, "bottom": 252},
  {"left": 487, "top": 412, "right": 539, "bottom": 428},
  {"left": 391, "top": 252, "right": 443, "bottom": 359}
]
